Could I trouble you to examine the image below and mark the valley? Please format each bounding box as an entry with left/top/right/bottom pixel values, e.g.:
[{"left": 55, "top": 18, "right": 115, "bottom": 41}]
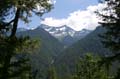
[{"left": 17, "top": 25, "right": 110, "bottom": 79}]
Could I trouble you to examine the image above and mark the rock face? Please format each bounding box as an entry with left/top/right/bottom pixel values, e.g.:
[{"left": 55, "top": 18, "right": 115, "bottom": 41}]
[{"left": 40, "top": 24, "right": 92, "bottom": 46}]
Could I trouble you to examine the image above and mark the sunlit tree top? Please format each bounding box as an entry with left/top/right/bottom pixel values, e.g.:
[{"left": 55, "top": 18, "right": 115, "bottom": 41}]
[{"left": 0, "top": 0, "right": 53, "bottom": 22}]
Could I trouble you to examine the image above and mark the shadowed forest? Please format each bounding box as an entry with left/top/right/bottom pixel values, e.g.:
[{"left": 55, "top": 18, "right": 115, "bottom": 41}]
[{"left": 0, "top": 0, "right": 120, "bottom": 79}]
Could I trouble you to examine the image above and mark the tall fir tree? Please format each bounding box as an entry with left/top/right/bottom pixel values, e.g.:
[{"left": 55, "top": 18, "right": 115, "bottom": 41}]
[
  {"left": 97, "top": 0, "right": 120, "bottom": 79},
  {"left": 73, "top": 54, "right": 112, "bottom": 79},
  {"left": 0, "top": 36, "right": 39, "bottom": 79},
  {"left": 97, "top": 0, "right": 120, "bottom": 59},
  {"left": 0, "top": 0, "right": 53, "bottom": 79},
  {"left": 0, "top": 0, "right": 53, "bottom": 37}
]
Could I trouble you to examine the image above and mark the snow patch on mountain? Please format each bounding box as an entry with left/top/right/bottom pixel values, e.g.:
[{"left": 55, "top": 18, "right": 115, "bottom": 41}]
[
  {"left": 41, "top": 24, "right": 91, "bottom": 37},
  {"left": 40, "top": 24, "right": 92, "bottom": 46}
]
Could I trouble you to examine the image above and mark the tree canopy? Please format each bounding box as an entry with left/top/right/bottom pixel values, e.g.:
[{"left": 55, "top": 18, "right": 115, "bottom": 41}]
[
  {"left": 96, "top": 0, "right": 120, "bottom": 60},
  {"left": 0, "top": 0, "right": 52, "bottom": 79},
  {"left": 97, "top": 0, "right": 120, "bottom": 78},
  {"left": 0, "top": 0, "right": 53, "bottom": 37}
]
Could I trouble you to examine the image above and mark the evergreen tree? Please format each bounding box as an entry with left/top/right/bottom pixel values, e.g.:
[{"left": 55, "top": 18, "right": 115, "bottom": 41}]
[
  {"left": 0, "top": 0, "right": 53, "bottom": 37},
  {"left": 97, "top": 0, "right": 120, "bottom": 60},
  {"left": 0, "top": 0, "right": 52, "bottom": 79},
  {"left": 73, "top": 54, "right": 112, "bottom": 79},
  {"left": 0, "top": 36, "right": 39, "bottom": 79},
  {"left": 46, "top": 66, "right": 57, "bottom": 79},
  {"left": 96, "top": 0, "right": 120, "bottom": 78}
]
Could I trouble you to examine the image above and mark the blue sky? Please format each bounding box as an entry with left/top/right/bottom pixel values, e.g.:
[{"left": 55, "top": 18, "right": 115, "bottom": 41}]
[
  {"left": 42, "top": 0, "right": 98, "bottom": 18},
  {"left": 19, "top": 0, "right": 104, "bottom": 31}
]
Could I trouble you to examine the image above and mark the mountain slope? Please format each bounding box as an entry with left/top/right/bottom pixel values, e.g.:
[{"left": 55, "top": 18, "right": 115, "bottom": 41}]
[
  {"left": 54, "top": 26, "right": 111, "bottom": 77},
  {"left": 40, "top": 24, "right": 92, "bottom": 46},
  {"left": 17, "top": 27, "right": 64, "bottom": 79},
  {"left": 17, "top": 28, "right": 28, "bottom": 32},
  {"left": 18, "top": 27, "right": 64, "bottom": 56}
]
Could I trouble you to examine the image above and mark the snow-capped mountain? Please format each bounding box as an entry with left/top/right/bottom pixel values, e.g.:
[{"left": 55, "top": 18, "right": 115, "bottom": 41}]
[
  {"left": 40, "top": 24, "right": 92, "bottom": 46},
  {"left": 40, "top": 24, "right": 75, "bottom": 37},
  {"left": 73, "top": 29, "right": 92, "bottom": 39}
]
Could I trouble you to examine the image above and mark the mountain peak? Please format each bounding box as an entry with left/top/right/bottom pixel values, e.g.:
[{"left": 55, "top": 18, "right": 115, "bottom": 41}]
[
  {"left": 40, "top": 24, "right": 76, "bottom": 37},
  {"left": 39, "top": 24, "right": 92, "bottom": 46},
  {"left": 40, "top": 24, "right": 75, "bottom": 31}
]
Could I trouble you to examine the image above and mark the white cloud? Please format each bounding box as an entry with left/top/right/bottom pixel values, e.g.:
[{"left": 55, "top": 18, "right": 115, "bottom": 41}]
[
  {"left": 41, "top": 3, "right": 106, "bottom": 31},
  {"left": 41, "top": 17, "right": 67, "bottom": 26}
]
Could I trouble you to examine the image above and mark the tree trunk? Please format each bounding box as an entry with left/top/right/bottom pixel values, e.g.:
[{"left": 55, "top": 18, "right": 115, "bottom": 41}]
[
  {"left": 0, "top": 8, "right": 21, "bottom": 79},
  {"left": 10, "top": 8, "right": 20, "bottom": 37}
]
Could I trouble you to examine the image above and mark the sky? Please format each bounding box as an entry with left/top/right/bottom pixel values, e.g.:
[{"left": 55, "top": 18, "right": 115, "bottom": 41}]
[
  {"left": 18, "top": 0, "right": 105, "bottom": 31},
  {"left": 42, "top": 0, "right": 98, "bottom": 18}
]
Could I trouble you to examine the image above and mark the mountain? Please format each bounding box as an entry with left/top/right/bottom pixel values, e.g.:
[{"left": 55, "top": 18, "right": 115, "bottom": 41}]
[
  {"left": 40, "top": 24, "right": 92, "bottom": 46},
  {"left": 17, "top": 28, "right": 28, "bottom": 32},
  {"left": 17, "top": 27, "right": 64, "bottom": 79},
  {"left": 54, "top": 26, "right": 111, "bottom": 77}
]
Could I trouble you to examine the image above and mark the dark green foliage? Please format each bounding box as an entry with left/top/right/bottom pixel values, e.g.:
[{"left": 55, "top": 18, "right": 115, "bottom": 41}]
[
  {"left": 56, "top": 54, "right": 113, "bottom": 79},
  {"left": 73, "top": 54, "right": 112, "bottom": 79},
  {"left": 96, "top": 0, "right": 120, "bottom": 79},
  {"left": 54, "top": 27, "right": 111, "bottom": 77},
  {"left": 0, "top": 0, "right": 53, "bottom": 37},
  {"left": 46, "top": 66, "right": 57, "bottom": 79},
  {"left": 0, "top": 36, "right": 39, "bottom": 79},
  {"left": 0, "top": 0, "right": 52, "bottom": 79},
  {"left": 97, "top": 0, "right": 120, "bottom": 56},
  {"left": 17, "top": 27, "right": 64, "bottom": 79},
  {"left": 114, "top": 68, "right": 120, "bottom": 79}
]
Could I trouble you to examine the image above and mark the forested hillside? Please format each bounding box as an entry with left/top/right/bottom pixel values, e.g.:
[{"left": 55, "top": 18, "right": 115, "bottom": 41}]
[
  {"left": 0, "top": 0, "right": 120, "bottom": 79},
  {"left": 17, "top": 27, "right": 64, "bottom": 79},
  {"left": 54, "top": 26, "right": 111, "bottom": 78}
]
